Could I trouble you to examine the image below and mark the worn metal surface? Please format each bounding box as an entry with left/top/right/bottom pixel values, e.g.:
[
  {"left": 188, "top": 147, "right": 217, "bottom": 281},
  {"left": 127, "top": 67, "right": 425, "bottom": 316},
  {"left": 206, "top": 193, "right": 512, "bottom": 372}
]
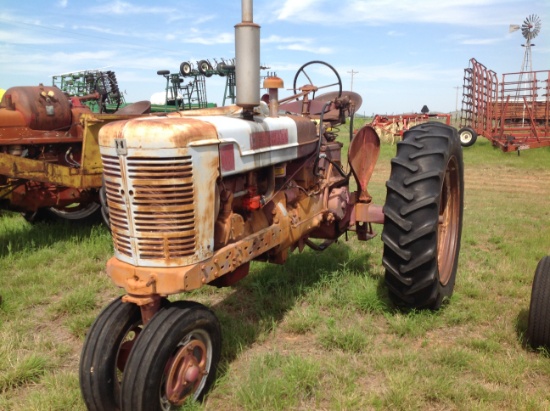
[
  {"left": 102, "top": 115, "right": 385, "bottom": 296},
  {"left": 100, "top": 116, "right": 220, "bottom": 267},
  {"left": 0, "top": 86, "right": 72, "bottom": 130},
  {"left": 370, "top": 113, "right": 452, "bottom": 144},
  {"left": 461, "top": 57, "right": 550, "bottom": 151},
  {"left": 0, "top": 88, "right": 153, "bottom": 212},
  {"left": 348, "top": 125, "right": 380, "bottom": 203},
  {"left": 97, "top": 55, "right": 384, "bottom": 302},
  {"left": 106, "top": 223, "right": 284, "bottom": 294}
]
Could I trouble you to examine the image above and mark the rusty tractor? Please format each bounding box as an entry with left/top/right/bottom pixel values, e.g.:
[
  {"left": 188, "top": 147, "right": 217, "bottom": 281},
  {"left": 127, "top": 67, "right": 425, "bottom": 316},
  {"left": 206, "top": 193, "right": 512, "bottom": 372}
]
[
  {"left": 459, "top": 58, "right": 550, "bottom": 152},
  {"left": 0, "top": 84, "right": 150, "bottom": 222},
  {"left": 79, "top": 1, "right": 464, "bottom": 409}
]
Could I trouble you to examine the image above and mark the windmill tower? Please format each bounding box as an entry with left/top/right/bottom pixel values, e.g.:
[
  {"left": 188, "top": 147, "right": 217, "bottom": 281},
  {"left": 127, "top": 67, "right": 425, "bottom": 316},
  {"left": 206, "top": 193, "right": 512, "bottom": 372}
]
[
  {"left": 510, "top": 14, "right": 541, "bottom": 101},
  {"left": 520, "top": 14, "right": 541, "bottom": 73}
]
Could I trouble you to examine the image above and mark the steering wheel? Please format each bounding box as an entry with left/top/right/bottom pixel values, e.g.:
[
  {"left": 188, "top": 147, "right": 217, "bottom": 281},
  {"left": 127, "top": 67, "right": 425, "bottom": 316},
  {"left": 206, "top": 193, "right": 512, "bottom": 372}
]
[{"left": 292, "top": 60, "right": 342, "bottom": 101}]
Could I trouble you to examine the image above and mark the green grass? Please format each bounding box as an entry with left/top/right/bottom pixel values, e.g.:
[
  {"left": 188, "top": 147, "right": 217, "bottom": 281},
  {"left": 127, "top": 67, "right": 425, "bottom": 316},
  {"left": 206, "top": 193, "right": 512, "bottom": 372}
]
[{"left": 1, "top": 126, "right": 550, "bottom": 410}]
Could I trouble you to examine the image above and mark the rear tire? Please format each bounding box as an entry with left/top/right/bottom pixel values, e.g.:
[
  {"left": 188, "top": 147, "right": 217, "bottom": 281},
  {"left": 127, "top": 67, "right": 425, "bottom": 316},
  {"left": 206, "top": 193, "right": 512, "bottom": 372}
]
[
  {"left": 22, "top": 200, "right": 102, "bottom": 224},
  {"left": 46, "top": 201, "right": 101, "bottom": 221},
  {"left": 382, "top": 122, "right": 464, "bottom": 309},
  {"left": 527, "top": 256, "right": 550, "bottom": 349},
  {"left": 458, "top": 126, "right": 477, "bottom": 147}
]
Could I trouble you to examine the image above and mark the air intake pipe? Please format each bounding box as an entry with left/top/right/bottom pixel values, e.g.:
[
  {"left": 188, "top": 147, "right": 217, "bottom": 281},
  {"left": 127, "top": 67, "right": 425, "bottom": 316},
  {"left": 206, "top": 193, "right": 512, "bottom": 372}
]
[{"left": 235, "top": 0, "right": 260, "bottom": 112}]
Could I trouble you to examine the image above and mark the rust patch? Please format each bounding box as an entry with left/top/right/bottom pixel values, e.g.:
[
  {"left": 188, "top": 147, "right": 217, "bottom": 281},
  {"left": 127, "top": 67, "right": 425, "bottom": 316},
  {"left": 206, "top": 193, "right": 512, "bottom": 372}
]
[{"left": 98, "top": 117, "right": 219, "bottom": 148}]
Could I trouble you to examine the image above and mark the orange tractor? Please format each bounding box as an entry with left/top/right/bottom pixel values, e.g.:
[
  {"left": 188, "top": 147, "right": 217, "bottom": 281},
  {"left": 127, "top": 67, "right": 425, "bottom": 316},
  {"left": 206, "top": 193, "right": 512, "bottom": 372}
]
[{"left": 78, "top": 1, "right": 465, "bottom": 409}]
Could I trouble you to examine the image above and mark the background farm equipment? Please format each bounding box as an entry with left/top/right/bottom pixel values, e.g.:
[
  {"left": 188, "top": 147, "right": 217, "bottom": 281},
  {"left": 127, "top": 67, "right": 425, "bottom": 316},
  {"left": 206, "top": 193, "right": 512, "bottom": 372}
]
[
  {"left": 152, "top": 58, "right": 274, "bottom": 111},
  {"left": 152, "top": 58, "right": 238, "bottom": 111},
  {"left": 79, "top": 1, "right": 465, "bottom": 409},
  {"left": 459, "top": 58, "right": 550, "bottom": 151},
  {"left": 459, "top": 15, "right": 549, "bottom": 152},
  {"left": 0, "top": 84, "right": 148, "bottom": 221},
  {"left": 370, "top": 112, "right": 452, "bottom": 144},
  {"left": 153, "top": 63, "right": 210, "bottom": 110},
  {"left": 53, "top": 69, "right": 125, "bottom": 114}
]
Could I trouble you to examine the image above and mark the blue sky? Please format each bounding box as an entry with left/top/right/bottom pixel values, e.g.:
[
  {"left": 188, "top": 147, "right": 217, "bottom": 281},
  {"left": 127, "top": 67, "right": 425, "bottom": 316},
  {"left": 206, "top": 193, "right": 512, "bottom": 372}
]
[{"left": 1, "top": 0, "right": 548, "bottom": 115}]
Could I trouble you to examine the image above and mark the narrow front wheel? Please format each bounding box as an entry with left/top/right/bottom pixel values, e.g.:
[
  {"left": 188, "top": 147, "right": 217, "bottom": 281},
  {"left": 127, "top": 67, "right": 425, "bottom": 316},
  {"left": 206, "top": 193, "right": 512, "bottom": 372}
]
[
  {"left": 121, "top": 301, "right": 221, "bottom": 410},
  {"left": 79, "top": 298, "right": 143, "bottom": 411}
]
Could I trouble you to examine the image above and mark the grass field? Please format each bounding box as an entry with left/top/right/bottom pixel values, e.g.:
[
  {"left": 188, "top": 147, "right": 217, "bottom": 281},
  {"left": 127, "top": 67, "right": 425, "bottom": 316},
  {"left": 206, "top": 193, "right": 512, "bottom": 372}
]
[{"left": 1, "top": 126, "right": 550, "bottom": 410}]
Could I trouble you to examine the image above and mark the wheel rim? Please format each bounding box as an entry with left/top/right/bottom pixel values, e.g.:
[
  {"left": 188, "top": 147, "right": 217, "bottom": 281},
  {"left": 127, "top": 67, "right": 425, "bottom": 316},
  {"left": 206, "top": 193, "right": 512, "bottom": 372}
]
[
  {"left": 459, "top": 131, "right": 472, "bottom": 144},
  {"left": 437, "top": 156, "right": 461, "bottom": 285},
  {"left": 161, "top": 329, "right": 213, "bottom": 408}
]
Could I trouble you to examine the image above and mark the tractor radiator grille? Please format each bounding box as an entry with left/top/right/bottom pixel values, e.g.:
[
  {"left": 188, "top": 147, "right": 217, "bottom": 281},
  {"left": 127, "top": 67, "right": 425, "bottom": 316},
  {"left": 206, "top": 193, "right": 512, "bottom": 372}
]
[{"left": 101, "top": 154, "right": 196, "bottom": 261}]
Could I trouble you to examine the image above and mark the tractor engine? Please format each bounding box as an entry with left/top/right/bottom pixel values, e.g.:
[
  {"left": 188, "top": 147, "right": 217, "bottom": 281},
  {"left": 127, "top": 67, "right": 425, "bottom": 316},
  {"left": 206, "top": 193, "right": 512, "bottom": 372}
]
[{"left": 98, "top": 99, "right": 353, "bottom": 293}]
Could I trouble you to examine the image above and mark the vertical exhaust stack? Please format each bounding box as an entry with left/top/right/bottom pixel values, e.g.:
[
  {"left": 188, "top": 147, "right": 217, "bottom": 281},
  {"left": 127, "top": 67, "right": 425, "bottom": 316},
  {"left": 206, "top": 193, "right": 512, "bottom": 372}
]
[{"left": 235, "top": 0, "right": 260, "bottom": 113}]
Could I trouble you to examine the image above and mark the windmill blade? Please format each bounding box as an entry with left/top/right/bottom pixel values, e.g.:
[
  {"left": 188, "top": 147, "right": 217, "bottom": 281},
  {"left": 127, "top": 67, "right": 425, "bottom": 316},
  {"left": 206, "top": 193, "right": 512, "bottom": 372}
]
[
  {"left": 521, "top": 14, "right": 542, "bottom": 40},
  {"left": 533, "top": 18, "right": 542, "bottom": 37}
]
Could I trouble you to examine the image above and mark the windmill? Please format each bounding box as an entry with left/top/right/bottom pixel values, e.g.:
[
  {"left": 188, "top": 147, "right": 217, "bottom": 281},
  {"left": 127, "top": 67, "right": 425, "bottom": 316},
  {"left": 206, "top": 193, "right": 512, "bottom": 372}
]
[{"left": 510, "top": 14, "right": 542, "bottom": 101}]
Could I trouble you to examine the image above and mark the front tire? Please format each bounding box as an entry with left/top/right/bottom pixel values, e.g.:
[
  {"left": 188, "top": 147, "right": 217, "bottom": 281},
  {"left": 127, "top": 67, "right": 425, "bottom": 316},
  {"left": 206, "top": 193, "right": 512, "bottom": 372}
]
[
  {"left": 527, "top": 256, "right": 550, "bottom": 349},
  {"left": 382, "top": 122, "right": 464, "bottom": 309},
  {"left": 121, "top": 302, "right": 221, "bottom": 410},
  {"left": 458, "top": 126, "right": 477, "bottom": 147},
  {"left": 79, "top": 297, "right": 145, "bottom": 411}
]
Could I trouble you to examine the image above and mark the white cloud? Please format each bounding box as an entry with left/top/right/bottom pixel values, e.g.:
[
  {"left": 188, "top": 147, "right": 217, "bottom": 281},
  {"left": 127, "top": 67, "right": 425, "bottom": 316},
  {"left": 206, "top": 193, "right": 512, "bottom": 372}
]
[
  {"left": 71, "top": 24, "right": 129, "bottom": 37},
  {"left": 181, "top": 32, "right": 234, "bottom": 45},
  {"left": 276, "top": 0, "right": 322, "bottom": 20},
  {"left": 88, "top": 1, "right": 176, "bottom": 15},
  {"left": 0, "top": 29, "right": 71, "bottom": 45},
  {"left": 263, "top": 35, "right": 333, "bottom": 55},
  {"left": 278, "top": 44, "right": 333, "bottom": 55},
  {"left": 262, "top": 35, "right": 307, "bottom": 44},
  {"left": 356, "top": 62, "right": 460, "bottom": 82},
  {"left": 460, "top": 38, "right": 503, "bottom": 45},
  {"left": 274, "top": 0, "right": 526, "bottom": 27}
]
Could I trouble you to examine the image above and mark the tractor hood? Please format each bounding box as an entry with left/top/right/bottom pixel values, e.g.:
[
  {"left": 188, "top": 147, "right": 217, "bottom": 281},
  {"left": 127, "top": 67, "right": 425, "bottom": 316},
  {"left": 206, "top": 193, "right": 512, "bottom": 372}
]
[{"left": 98, "top": 113, "right": 318, "bottom": 176}]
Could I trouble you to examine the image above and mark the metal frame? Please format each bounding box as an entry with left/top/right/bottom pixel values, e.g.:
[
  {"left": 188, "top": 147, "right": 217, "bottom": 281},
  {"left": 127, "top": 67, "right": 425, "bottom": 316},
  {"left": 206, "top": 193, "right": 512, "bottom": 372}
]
[
  {"left": 370, "top": 112, "right": 451, "bottom": 143},
  {"left": 461, "top": 58, "right": 550, "bottom": 152}
]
